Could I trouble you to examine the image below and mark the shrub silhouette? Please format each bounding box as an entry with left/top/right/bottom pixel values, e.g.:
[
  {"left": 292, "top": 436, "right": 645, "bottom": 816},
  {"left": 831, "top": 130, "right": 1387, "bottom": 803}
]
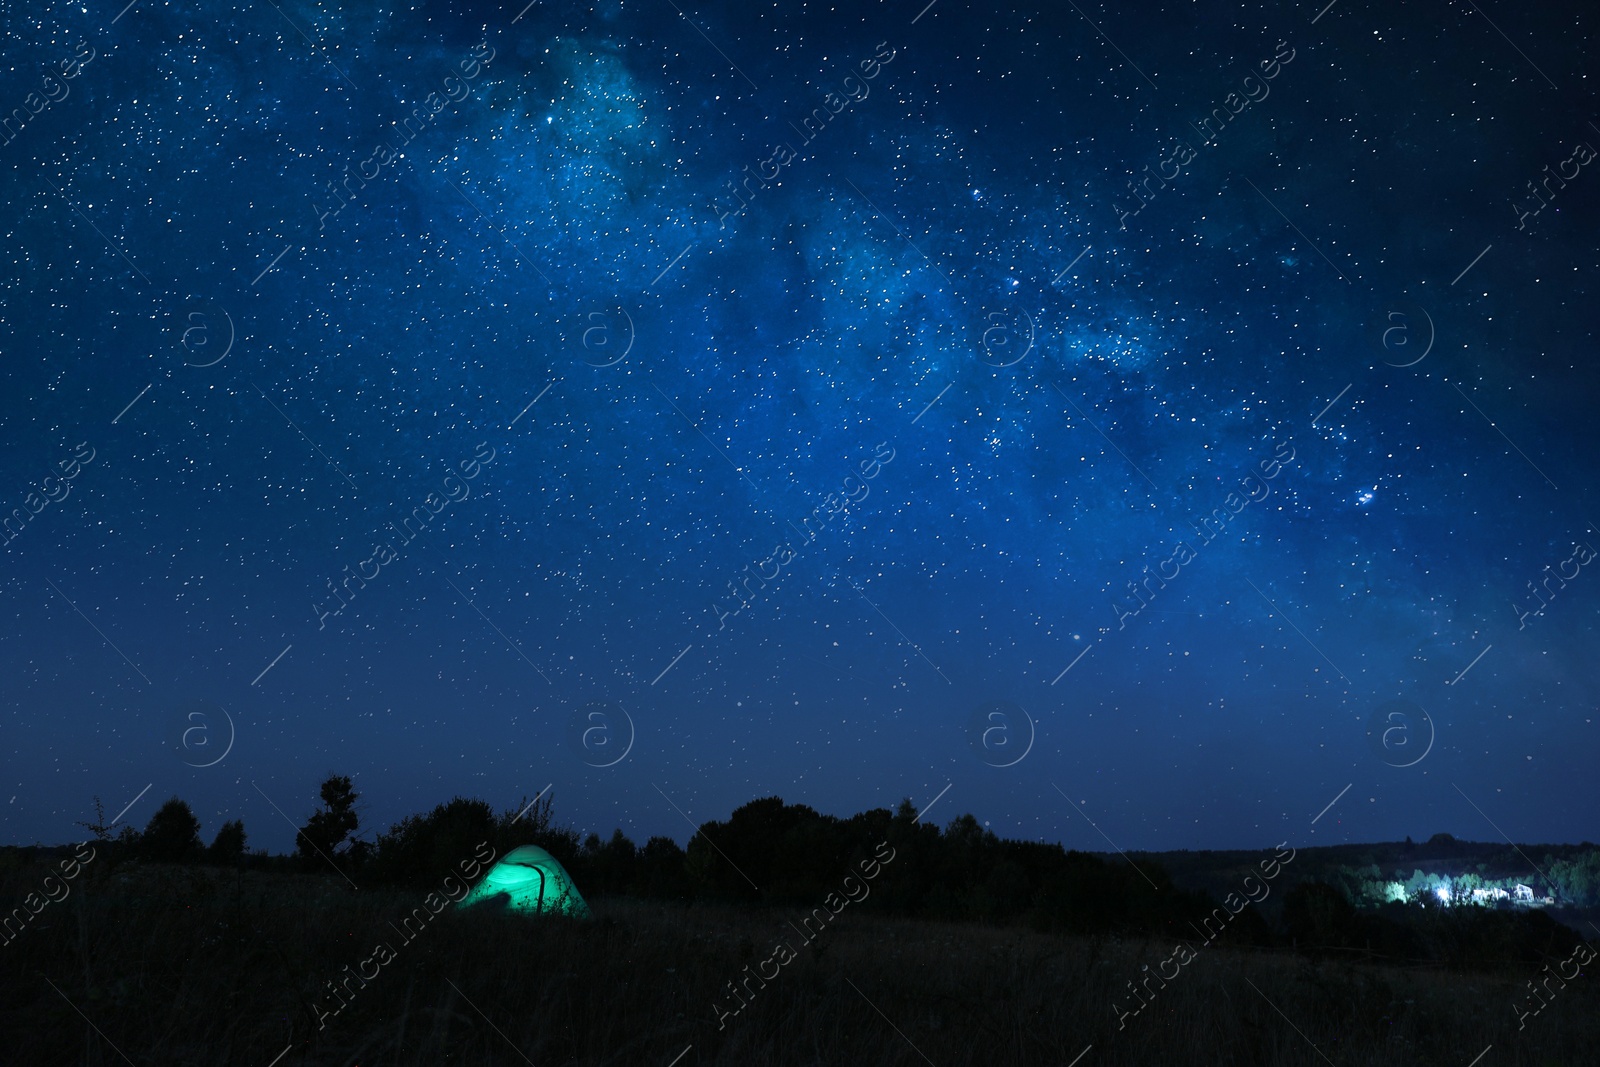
[
  {"left": 373, "top": 796, "right": 496, "bottom": 884},
  {"left": 1283, "top": 881, "right": 1360, "bottom": 950}
]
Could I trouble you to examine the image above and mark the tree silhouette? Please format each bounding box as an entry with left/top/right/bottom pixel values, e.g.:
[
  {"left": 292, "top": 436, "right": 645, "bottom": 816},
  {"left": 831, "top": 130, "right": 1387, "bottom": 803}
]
[
  {"left": 76, "top": 796, "right": 113, "bottom": 842},
  {"left": 142, "top": 797, "right": 202, "bottom": 863},
  {"left": 210, "top": 819, "right": 247, "bottom": 864},
  {"left": 298, "top": 775, "right": 359, "bottom": 863}
]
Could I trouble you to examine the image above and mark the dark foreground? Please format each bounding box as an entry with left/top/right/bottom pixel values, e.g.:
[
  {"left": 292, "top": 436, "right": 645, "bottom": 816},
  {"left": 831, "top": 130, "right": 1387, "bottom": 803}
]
[{"left": 2, "top": 865, "right": 1594, "bottom": 1066}]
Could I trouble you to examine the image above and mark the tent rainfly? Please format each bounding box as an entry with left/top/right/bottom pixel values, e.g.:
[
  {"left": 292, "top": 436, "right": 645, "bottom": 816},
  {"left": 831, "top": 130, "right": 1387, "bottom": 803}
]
[{"left": 457, "top": 845, "right": 592, "bottom": 918}]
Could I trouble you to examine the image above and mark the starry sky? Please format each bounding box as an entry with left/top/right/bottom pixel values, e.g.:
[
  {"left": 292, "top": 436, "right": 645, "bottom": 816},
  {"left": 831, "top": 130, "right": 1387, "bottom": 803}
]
[{"left": 2, "top": 0, "right": 1597, "bottom": 856}]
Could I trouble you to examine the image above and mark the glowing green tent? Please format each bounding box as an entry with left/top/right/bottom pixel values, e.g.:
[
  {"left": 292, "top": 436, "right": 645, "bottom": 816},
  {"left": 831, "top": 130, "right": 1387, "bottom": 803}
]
[{"left": 458, "top": 845, "right": 591, "bottom": 918}]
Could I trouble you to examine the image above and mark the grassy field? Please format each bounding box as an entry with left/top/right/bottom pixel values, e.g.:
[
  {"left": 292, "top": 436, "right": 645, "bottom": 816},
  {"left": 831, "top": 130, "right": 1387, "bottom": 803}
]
[{"left": 2, "top": 862, "right": 1594, "bottom": 1066}]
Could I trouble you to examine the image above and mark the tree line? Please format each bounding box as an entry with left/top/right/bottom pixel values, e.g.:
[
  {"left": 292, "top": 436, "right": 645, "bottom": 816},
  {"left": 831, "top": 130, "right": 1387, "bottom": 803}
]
[
  {"left": 69, "top": 779, "right": 1218, "bottom": 937},
  {"left": 58, "top": 778, "right": 1587, "bottom": 964}
]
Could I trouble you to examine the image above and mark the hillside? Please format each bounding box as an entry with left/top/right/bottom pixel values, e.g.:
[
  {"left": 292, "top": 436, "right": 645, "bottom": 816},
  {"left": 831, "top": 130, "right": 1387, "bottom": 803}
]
[{"left": 1119, "top": 834, "right": 1600, "bottom": 919}]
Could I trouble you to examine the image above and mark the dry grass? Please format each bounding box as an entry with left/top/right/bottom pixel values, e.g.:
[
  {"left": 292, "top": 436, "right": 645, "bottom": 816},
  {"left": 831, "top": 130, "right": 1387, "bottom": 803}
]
[{"left": 1, "top": 862, "right": 1593, "bottom": 1065}]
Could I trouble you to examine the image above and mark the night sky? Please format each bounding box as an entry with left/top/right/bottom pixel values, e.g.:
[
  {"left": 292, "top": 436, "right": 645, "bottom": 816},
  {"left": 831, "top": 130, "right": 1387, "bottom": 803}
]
[{"left": 2, "top": 0, "right": 1596, "bottom": 857}]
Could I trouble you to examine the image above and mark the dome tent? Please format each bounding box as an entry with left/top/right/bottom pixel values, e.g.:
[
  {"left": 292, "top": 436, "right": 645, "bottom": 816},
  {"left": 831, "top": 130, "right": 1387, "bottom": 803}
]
[{"left": 457, "top": 844, "right": 592, "bottom": 918}]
